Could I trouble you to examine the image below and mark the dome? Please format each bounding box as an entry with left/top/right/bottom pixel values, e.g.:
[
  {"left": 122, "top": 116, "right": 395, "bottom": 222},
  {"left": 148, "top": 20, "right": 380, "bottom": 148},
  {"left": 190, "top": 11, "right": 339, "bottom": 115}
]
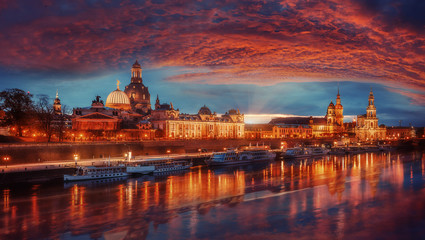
[
  {"left": 198, "top": 105, "right": 212, "bottom": 115},
  {"left": 106, "top": 89, "right": 131, "bottom": 110},
  {"left": 328, "top": 101, "right": 335, "bottom": 108}
]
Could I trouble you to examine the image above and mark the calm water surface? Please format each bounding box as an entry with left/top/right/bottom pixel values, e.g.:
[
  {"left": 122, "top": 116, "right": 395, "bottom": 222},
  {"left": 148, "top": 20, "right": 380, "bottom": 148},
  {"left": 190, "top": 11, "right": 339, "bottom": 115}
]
[{"left": 1, "top": 151, "right": 425, "bottom": 239}]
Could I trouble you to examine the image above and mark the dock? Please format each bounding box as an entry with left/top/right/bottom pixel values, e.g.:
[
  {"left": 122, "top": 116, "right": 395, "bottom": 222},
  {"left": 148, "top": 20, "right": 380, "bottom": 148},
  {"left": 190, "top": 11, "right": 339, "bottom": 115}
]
[{"left": 0, "top": 152, "right": 212, "bottom": 185}]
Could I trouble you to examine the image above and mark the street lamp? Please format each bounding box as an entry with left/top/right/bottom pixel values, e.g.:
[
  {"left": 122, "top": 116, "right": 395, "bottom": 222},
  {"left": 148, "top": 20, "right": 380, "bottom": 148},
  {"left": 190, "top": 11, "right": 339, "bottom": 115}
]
[
  {"left": 166, "top": 149, "right": 171, "bottom": 158},
  {"left": 3, "top": 156, "right": 10, "bottom": 168},
  {"left": 73, "top": 154, "right": 79, "bottom": 167}
]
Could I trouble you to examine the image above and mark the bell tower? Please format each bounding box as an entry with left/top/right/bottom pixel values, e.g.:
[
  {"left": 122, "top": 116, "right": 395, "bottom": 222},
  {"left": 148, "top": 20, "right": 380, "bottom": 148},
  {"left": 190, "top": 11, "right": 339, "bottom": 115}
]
[
  {"left": 124, "top": 60, "right": 151, "bottom": 114},
  {"left": 131, "top": 60, "right": 142, "bottom": 83},
  {"left": 367, "top": 88, "right": 376, "bottom": 118},
  {"left": 53, "top": 89, "right": 62, "bottom": 115},
  {"left": 335, "top": 86, "right": 344, "bottom": 126}
]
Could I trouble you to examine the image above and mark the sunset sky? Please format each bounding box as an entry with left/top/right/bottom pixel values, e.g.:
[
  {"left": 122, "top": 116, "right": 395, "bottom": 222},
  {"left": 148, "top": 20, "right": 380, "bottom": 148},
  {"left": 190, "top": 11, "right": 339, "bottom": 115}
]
[{"left": 0, "top": 0, "right": 424, "bottom": 125}]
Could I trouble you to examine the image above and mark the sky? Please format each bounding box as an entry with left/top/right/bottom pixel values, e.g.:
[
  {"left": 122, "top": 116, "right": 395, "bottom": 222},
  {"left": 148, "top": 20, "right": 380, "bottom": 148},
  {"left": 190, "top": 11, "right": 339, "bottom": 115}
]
[{"left": 0, "top": 0, "right": 424, "bottom": 126}]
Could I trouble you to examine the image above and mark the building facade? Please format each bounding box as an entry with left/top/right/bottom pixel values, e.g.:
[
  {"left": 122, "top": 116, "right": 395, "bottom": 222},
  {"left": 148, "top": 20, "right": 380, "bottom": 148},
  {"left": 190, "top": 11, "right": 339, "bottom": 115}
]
[
  {"left": 273, "top": 124, "right": 312, "bottom": 138},
  {"left": 245, "top": 124, "right": 274, "bottom": 139},
  {"left": 354, "top": 89, "right": 386, "bottom": 141},
  {"left": 386, "top": 126, "right": 416, "bottom": 140},
  {"left": 151, "top": 97, "right": 244, "bottom": 139}
]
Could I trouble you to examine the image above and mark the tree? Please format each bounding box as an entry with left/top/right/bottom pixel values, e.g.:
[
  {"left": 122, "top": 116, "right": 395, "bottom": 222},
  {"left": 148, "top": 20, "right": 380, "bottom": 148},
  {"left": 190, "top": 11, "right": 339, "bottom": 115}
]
[
  {"left": 55, "top": 105, "right": 70, "bottom": 142},
  {"left": 33, "top": 95, "right": 56, "bottom": 142},
  {"left": 0, "top": 88, "right": 33, "bottom": 136}
]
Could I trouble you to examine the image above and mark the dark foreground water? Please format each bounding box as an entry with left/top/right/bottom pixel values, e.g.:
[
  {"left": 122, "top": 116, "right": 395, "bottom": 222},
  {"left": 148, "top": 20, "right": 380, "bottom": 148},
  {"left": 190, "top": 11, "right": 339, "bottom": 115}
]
[{"left": 1, "top": 151, "right": 425, "bottom": 239}]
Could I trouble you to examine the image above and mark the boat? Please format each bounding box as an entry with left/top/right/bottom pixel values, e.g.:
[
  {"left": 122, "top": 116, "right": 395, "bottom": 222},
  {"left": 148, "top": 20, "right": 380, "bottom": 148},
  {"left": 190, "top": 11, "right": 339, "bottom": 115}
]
[
  {"left": 307, "top": 147, "right": 330, "bottom": 156},
  {"left": 64, "top": 165, "right": 129, "bottom": 182},
  {"left": 153, "top": 159, "right": 192, "bottom": 173},
  {"left": 126, "top": 164, "right": 155, "bottom": 175},
  {"left": 283, "top": 148, "right": 309, "bottom": 159},
  {"left": 284, "top": 147, "right": 329, "bottom": 159},
  {"left": 130, "top": 158, "right": 193, "bottom": 174},
  {"left": 329, "top": 147, "right": 348, "bottom": 155},
  {"left": 205, "top": 146, "right": 276, "bottom": 166}
]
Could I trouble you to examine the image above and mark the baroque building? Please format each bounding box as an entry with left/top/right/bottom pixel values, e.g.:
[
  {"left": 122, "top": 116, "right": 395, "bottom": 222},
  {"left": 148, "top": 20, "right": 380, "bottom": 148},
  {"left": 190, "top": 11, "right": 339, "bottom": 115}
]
[
  {"left": 124, "top": 60, "right": 151, "bottom": 114},
  {"left": 270, "top": 89, "right": 344, "bottom": 138},
  {"left": 53, "top": 90, "right": 62, "bottom": 115},
  {"left": 150, "top": 96, "right": 245, "bottom": 139},
  {"left": 354, "top": 89, "right": 386, "bottom": 141},
  {"left": 70, "top": 60, "right": 243, "bottom": 141}
]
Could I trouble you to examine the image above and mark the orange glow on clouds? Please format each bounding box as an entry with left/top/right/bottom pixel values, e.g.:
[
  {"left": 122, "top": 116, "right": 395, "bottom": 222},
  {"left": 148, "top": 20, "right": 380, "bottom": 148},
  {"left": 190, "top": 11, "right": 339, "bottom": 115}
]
[{"left": 0, "top": 0, "right": 424, "bottom": 103}]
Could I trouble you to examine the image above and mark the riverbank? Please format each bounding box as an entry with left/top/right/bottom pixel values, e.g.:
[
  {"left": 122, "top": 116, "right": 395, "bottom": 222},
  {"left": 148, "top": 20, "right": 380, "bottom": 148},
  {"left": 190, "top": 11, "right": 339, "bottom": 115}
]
[
  {"left": 1, "top": 138, "right": 423, "bottom": 165},
  {"left": 0, "top": 139, "right": 319, "bottom": 164}
]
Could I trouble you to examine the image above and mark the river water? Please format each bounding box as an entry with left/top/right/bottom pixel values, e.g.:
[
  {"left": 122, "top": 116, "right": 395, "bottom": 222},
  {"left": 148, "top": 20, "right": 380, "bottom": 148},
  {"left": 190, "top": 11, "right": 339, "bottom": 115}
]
[{"left": 1, "top": 150, "right": 424, "bottom": 239}]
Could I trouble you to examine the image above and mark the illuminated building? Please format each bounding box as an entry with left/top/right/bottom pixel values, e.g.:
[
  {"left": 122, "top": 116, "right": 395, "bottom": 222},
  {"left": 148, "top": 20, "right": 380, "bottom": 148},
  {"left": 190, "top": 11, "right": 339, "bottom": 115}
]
[
  {"left": 124, "top": 60, "right": 151, "bottom": 114},
  {"left": 273, "top": 124, "right": 312, "bottom": 138},
  {"left": 245, "top": 124, "right": 274, "bottom": 139},
  {"left": 355, "top": 89, "right": 386, "bottom": 141},
  {"left": 53, "top": 90, "right": 62, "bottom": 115},
  {"left": 105, "top": 80, "right": 131, "bottom": 110},
  {"left": 151, "top": 97, "right": 244, "bottom": 139},
  {"left": 270, "top": 89, "right": 344, "bottom": 138},
  {"left": 71, "top": 61, "right": 156, "bottom": 140},
  {"left": 386, "top": 126, "right": 416, "bottom": 140}
]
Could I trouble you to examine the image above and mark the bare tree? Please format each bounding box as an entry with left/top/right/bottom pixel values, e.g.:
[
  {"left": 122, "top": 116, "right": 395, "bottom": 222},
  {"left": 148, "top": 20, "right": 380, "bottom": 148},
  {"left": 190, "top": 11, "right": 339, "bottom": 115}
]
[
  {"left": 55, "top": 105, "right": 70, "bottom": 142},
  {"left": 0, "top": 88, "right": 34, "bottom": 136},
  {"left": 34, "top": 95, "right": 55, "bottom": 142}
]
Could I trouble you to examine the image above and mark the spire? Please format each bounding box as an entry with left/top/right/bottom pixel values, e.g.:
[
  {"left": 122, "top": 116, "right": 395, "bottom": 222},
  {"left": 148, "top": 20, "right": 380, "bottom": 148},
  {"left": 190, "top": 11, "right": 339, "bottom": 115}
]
[
  {"left": 337, "top": 82, "right": 340, "bottom": 97},
  {"left": 116, "top": 79, "right": 120, "bottom": 90},
  {"left": 56, "top": 89, "right": 59, "bottom": 99},
  {"left": 170, "top": 102, "right": 174, "bottom": 110},
  {"left": 133, "top": 60, "right": 141, "bottom": 67}
]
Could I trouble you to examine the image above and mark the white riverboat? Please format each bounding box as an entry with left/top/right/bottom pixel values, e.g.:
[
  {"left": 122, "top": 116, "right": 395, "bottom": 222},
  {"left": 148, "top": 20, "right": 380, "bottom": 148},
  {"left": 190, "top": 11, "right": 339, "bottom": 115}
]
[
  {"left": 205, "top": 146, "right": 276, "bottom": 166},
  {"left": 64, "top": 165, "right": 129, "bottom": 182},
  {"left": 126, "top": 165, "right": 155, "bottom": 175},
  {"left": 131, "top": 158, "right": 193, "bottom": 174},
  {"left": 284, "top": 147, "right": 329, "bottom": 159}
]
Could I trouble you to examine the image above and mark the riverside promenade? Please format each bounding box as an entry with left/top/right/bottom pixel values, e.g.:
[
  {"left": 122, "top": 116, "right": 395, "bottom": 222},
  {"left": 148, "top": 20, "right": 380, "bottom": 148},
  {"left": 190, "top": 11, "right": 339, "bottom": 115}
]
[{"left": 0, "top": 152, "right": 213, "bottom": 174}]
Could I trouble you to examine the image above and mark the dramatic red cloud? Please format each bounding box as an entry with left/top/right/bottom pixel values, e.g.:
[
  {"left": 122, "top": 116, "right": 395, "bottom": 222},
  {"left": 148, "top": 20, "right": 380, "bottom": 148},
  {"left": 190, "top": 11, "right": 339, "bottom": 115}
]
[{"left": 0, "top": 0, "right": 424, "bottom": 101}]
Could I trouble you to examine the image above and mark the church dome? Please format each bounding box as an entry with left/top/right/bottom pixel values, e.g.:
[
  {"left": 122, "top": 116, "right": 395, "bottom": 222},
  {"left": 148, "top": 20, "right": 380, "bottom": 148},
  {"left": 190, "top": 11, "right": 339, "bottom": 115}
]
[
  {"left": 198, "top": 105, "right": 212, "bottom": 115},
  {"left": 106, "top": 81, "right": 131, "bottom": 110},
  {"left": 328, "top": 101, "right": 335, "bottom": 108}
]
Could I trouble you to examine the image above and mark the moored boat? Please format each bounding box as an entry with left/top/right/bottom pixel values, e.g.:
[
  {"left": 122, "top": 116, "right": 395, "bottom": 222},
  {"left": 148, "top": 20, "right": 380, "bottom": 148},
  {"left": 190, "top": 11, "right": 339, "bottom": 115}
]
[
  {"left": 126, "top": 165, "right": 155, "bottom": 175},
  {"left": 64, "top": 165, "right": 129, "bottom": 182},
  {"left": 130, "top": 158, "right": 192, "bottom": 174},
  {"left": 205, "top": 146, "right": 275, "bottom": 166},
  {"left": 284, "top": 147, "right": 329, "bottom": 159}
]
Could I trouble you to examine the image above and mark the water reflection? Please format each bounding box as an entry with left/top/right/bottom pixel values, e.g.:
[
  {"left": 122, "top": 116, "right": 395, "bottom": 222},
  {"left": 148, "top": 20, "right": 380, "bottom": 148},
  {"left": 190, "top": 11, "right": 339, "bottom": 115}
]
[{"left": 0, "top": 151, "right": 424, "bottom": 239}]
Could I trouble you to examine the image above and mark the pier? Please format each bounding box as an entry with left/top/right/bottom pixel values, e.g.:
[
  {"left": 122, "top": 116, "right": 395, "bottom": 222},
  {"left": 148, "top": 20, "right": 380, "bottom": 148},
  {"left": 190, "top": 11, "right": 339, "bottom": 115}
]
[{"left": 0, "top": 152, "right": 213, "bottom": 185}]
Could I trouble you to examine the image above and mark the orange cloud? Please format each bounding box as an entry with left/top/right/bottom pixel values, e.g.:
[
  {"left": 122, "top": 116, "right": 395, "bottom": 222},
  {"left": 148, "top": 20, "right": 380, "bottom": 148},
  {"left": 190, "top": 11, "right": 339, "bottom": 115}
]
[{"left": 0, "top": 0, "right": 424, "bottom": 100}]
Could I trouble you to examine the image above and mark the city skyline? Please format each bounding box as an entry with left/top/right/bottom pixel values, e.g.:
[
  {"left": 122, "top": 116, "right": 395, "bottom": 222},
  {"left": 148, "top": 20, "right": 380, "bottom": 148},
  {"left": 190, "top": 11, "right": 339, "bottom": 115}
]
[{"left": 0, "top": 0, "right": 424, "bottom": 126}]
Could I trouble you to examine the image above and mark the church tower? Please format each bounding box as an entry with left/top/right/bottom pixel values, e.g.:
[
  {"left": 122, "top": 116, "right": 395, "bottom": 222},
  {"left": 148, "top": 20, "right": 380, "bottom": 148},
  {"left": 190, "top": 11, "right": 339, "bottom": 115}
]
[
  {"left": 326, "top": 101, "right": 336, "bottom": 124},
  {"left": 366, "top": 88, "right": 376, "bottom": 118},
  {"left": 334, "top": 86, "right": 344, "bottom": 126},
  {"left": 53, "top": 90, "right": 62, "bottom": 115},
  {"left": 124, "top": 60, "right": 151, "bottom": 114},
  {"left": 155, "top": 95, "right": 160, "bottom": 110}
]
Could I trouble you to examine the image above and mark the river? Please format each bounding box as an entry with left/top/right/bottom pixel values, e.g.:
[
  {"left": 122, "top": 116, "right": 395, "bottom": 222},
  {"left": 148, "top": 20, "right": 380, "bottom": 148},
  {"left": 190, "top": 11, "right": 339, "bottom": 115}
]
[{"left": 1, "top": 150, "right": 424, "bottom": 239}]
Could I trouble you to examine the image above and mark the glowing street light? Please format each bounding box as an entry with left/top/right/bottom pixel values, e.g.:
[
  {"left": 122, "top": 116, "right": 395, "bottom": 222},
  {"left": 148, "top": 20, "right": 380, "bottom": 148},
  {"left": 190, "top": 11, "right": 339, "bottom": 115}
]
[
  {"left": 3, "top": 156, "right": 10, "bottom": 168},
  {"left": 166, "top": 149, "right": 171, "bottom": 157},
  {"left": 73, "top": 154, "right": 79, "bottom": 167}
]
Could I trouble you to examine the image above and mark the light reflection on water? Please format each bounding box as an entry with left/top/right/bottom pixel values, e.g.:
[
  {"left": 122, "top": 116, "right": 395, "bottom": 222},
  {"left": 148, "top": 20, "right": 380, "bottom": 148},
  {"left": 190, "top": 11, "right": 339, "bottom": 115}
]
[{"left": 1, "top": 151, "right": 424, "bottom": 239}]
